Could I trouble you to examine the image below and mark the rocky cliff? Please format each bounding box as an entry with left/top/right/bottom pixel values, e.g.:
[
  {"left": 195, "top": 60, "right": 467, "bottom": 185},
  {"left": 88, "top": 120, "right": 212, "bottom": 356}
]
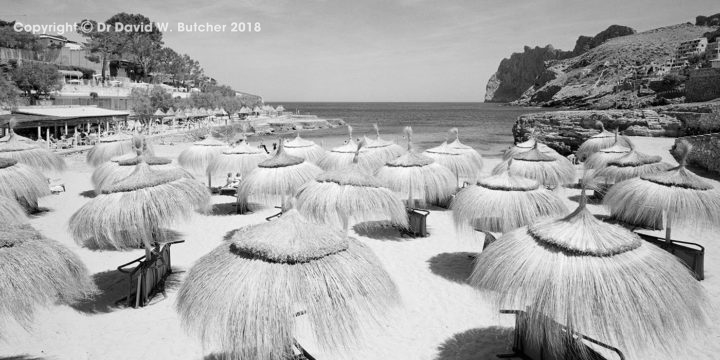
[
  {"left": 484, "top": 25, "right": 635, "bottom": 103},
  {"left": 512, "top": 101, "right": 720, "bottom": 155}
]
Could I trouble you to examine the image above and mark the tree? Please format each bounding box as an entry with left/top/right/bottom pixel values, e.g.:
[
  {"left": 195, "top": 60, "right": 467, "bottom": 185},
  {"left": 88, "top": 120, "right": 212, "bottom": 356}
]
[
  {"left": 11, "top": 62, "right": 61, "bottom": 101},
  {"left": 77, "top": 19, "right": 125, "bottom": 81},
  {"left": 107, "top": 13, "right": 164, "bottom": 82},
  {"left": 0, "top": 21, "right": 42, "bottom": 51},
  {"left": 0, "top": 76, "right": 20, "bottom": 109}
]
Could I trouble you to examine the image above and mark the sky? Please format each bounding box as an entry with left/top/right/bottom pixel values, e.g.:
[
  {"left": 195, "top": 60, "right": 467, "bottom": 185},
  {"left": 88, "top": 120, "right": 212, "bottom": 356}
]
[{"left": 1, "top": 1, "right": 718, "bottom": 102}]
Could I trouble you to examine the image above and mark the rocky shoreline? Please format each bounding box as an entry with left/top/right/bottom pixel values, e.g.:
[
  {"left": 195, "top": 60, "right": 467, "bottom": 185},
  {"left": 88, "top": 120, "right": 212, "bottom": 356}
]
[{"left": 512, "top": 101, "right": 720, "bottom": 155}]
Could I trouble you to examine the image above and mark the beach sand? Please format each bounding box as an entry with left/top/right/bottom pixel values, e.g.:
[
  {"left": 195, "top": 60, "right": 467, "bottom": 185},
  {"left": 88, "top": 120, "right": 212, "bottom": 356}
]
[{"left": 1, "top": 136, "right": 717, "bottom": 360}]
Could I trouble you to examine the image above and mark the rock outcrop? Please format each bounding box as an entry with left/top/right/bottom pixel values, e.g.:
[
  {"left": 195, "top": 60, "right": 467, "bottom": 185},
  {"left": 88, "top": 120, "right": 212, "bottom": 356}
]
[
  {"left": 484, "top": 25, "right": 635, "bottom": 103},
  {"left": 484, "top": 45, "right": 572, "bottom": 103},
  {"left": 513, "top": 101, "right": 720, "bottom": 155}
]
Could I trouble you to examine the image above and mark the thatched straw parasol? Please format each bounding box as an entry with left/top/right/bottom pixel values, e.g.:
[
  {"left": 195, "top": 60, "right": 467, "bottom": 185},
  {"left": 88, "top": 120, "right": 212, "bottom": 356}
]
[
  {"left": 0, "top": 157, "right": 51, "bottom": 211},
  {"left": 576, "top": 121, "right": 632, "bottom": 161},
  {"left": 451, "top": 169, "right": 568, "bottom": 233},
  {"left": 604, "top": 140, "right": 720, "bottom": 242},
  {"left": 0, "top": 195, "right": 28, "bottom": 224},
  {"left": 317, "top": 125, "right": 371, "bottom": 171},
  {"left": 495, "top": 144, "right": 575, "bottom": 188},
  {"left": 375, "top": 127, "right": 456, "bottom": 207},
  {"left": 295, "top": 140, "right": 408, "bottom": 231},
  {"left": 595, "top": 149, "right": 673, "bottom": 184},
  {"left": 282, "top": 134, "right": 325, "bottom": 164},
  {"left": 91, "top": 154, "right": 183, "bottom": 195},
  {"left": 583, "top": 132, "right": 632, "bottom": 169},
  {"left": 237, "top": 140, "right": 322, "bottom": 209},
  {"left": 0, "top": 132, "right": 33, "bottom": 143},
  {"left": 0, "top": 223, "right": 96, "bottom": 331},
  {"left": 176, "top": 209, "right": 399, "bottom": 360},
  {"left": 86, "top": 133, "right": 140, "bottom": 167},
  {"left": 363, "top": 123, "right": 405, "bottom": 162},
  {"left": 207, "top": 140, "right": 269, "bottom": 183},
  {"left": 69, "top": 157, "right": 211, "bottom": 252},
  {"left": 178, "top": 136, "right": 229, "bottom": 186},
  {"left": 470, "top": 189, "right": 710, "bottom": 358},
  {"left": 423, "top": 142, "right": 479, "bottom": 185},
  {"left": 0, "top": 131, "right": 65, "bottom": 172},
  {"left": 447, "top": 128, "right": 484, "bottom": 171},
  {"left": 503, "top": 137, "right": 561, "bottom": 161}
]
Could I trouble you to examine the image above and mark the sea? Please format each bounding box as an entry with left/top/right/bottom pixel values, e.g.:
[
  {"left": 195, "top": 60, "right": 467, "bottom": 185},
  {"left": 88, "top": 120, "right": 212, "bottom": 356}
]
[{"left": 264, "top": 102, "right": 550, "bottom": 158}]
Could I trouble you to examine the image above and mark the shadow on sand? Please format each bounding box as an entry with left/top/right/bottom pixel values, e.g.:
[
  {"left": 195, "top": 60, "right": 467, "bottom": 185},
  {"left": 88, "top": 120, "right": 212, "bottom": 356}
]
[
  {"left": 353, "top": 221, "right": 405, "bottom": 241},
  {"left": 71, "top": 268, "right": 183, "bottom": 314},
  {"left": 211, "top": 202, "right": 239, "bottom": 215},
  {"left": 435, "top": 326, "right": 513, "bottom": 360},
  {"left": 79, "top": 189, "right": 96, "bottom": 199},
  {"left": 0, "top": 356, "right": 46, "bottom": 360},
  {"left": 427, "top": 252, "right": 477, "bottom": 284}
]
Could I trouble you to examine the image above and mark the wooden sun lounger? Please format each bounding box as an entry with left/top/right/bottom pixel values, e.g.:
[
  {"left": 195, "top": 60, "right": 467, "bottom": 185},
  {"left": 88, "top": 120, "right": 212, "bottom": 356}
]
[
  {"left": 266, "top": 206, "right": 283, "bottom": 221},
  {"left": 498, "top": 309, "right": 625, "bottom": 360},
  {"left": 635, "top": 233, "right": 705, "bottom": 280},
  {"left": 117, "top": 240, "right": 184, "bottom": 308},
  {"left": 399, "top": 208, "right": 430, "bottom": 238}
]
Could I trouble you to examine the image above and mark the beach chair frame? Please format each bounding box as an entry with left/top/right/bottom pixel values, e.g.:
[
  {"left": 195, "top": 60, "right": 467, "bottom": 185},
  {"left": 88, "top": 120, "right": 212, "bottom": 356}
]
[
  {"left": 117, "top": 240, "right": 184, "bottom": 308},
  {"left": 635, "top": 233, "right": 705, "bottom": 280},
  {"left": 400, "top": 208, "right": 430, "bottom": 237},
  {"left": 498, "top": 309, "right": 625, "bottom": 360}
]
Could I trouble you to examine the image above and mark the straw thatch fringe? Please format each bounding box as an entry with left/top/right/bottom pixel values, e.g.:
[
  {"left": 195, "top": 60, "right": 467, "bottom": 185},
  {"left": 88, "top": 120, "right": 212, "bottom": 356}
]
[
  {"left": 86, "top": 140, "right": 137, "bottom": 167},
  {"left": 0, "top": 161, "right": 51, "bottom": 211},
  {"left": 0, "top": 136, "right": 66, "bottom": 172},
  {"left": 207, "top": 146, "right": 268, "bottom": 180},
  {"left": 318, "top": 143, "right": 390, "bottom": 173},
  {"left": 470, "top": 212, "right": 710, "bottom": 359},
  {"left": 376, "top": 162, "right": 456, "bottom": 205},
  {"left": 295, "top": 175, "right": 408, "bottom": 229},
  {"left": 603, "top": 175, "right": 720, "bottom": 231},
  {"left": 283, "top": 135, "right": 325, "bottom": 164},
  {"left": 0, "top": 196, "right": 28, "bottom": 224},
  {"left": 423, "top": 144, "right": 481, "bottom": 183},
  {"left": 178, "top": 140, "right": 228, "bottom": 174},
  {"left": 237, "top": 162, "right": 323, "bottom": 207},
  {"left": 69, "top": 175, "right": 211, "bottom": 250},
  {"left": 502, "top": 156, "right": 575, "bottom": 187},
  {"left": 446, "top": 128, "right": 484, "bottom": 174},
  {"left": 91, "top": 159, "right": 183, "bottom": 195},
  {"left": 0, "top": 224, "right": 96, "bottom": 333},
  {"left": 177, "top": 237, "right": 398, "bottom": 360},
  {"left": 583, "top": 145, "right": 631, "bottom": 170},
  {"left": 451, "top": 175, "right": 568, "bottom": 233},
  {"left": 594, "top": 151, "right": 673, "bottom": 184},
  {"left": 576, "top": 129, "right": 632, "bottom": 161}
]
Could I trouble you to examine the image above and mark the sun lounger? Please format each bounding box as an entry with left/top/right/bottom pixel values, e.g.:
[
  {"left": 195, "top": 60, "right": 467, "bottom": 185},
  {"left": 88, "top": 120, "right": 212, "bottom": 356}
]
[
  {"left": 266, "top": 206, "right": 283, "bottom": 221},
  {"left": 117, "top": 240, "right": 184, "bottom": 308},
  {"left": 48, "top": 178, "right": 66, "bottom": 194},
  {"left": 635, "top": 233, "right": 704, "bottom": 280},
  {"left": 498, "top": 309, "right": 625, "bottom": 360},
  {"left": 399, "top": 208, "right": 430, "bottom": 238}
]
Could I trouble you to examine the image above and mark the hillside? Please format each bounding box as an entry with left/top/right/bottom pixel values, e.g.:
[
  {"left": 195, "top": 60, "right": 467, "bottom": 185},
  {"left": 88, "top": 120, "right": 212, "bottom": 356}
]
[
  {"left": 485, "top": 22, "right": 718, "bottom": 108},
  {"left": 513, "top": 23, "right": 715, "bottom": 108}
]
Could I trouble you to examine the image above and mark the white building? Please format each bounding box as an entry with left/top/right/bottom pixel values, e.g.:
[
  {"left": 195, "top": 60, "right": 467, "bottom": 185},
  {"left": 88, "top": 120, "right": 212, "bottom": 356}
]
[{"left": 676, "top": 38, "right": 708, "bottom": 61}]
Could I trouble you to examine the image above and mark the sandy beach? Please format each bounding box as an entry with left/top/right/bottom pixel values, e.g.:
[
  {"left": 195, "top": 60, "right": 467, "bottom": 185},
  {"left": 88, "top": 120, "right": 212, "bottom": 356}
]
[{"left": 1, "top": 135, "right": 718, "bottom": 360}]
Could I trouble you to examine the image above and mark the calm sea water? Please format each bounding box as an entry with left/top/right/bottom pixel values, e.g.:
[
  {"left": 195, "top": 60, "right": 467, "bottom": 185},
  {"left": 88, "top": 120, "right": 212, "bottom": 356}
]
[{"left": 265, "top": 102, "right": 548, "bottom": 158}]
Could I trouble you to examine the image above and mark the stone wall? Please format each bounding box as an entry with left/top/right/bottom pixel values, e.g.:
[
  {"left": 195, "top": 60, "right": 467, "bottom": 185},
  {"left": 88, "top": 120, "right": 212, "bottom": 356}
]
[
  {"left": 686, "top": 68, "right": 720, "bottom": 102},
  {"left": 676, "top": 133, "right": 720, "bottom": 174}
]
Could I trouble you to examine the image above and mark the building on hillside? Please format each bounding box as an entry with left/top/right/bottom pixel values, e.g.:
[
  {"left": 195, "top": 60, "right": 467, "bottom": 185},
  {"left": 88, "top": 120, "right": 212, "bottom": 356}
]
[
  {"left": 676, "top": 38, "right": 708, "bottom": 61},
  {"left": 711, "top": 59, "right": 720, "bottom": 69},
  {"left": 63, "top": 40, "right": 83, "bottom": 50},
  {"left": 707, "top": 41, "right": 720, "bottom": 61},
  {"left": 36, "top": 34, "right": 68, "bottom": 48}
]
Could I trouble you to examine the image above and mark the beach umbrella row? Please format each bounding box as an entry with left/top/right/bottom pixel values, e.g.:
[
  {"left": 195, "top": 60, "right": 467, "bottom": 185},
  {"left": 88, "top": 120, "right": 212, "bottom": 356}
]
[
  {"left": 576, "top": 121, "right": 632, "bottom": 161},
  {"left": 296, "top": 140, "right": 408, "bottom": 231},
  {"left": 70, "top": 152, "right": 211, "bottom": 252},
  {"left": 237, "top": 140, "right": 322, "bottom": 209},
  {"left": 471, "top": 188, "right": 710, "bottom": 358},
  {"left": 452, "top": 169, "right": 568, "bottom": 234},
  {"left": 375, "top": 127, "right": 456, "bottom": 207}
]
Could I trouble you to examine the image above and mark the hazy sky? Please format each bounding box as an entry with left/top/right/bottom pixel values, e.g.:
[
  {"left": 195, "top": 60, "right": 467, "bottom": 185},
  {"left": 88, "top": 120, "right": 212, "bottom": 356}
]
[{"left": 2, "top": 1, "right": 718, "bottom": 101}]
